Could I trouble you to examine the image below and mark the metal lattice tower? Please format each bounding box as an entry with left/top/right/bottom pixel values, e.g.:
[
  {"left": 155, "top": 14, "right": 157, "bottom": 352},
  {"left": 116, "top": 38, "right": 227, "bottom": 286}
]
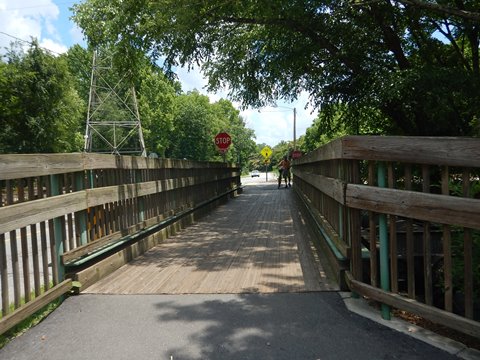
[{"left": 84, "top": 49, "right": 146, "bottom": 156}]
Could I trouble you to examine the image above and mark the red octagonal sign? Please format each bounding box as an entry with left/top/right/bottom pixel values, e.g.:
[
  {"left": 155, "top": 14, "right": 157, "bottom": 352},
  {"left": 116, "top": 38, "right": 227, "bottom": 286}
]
[{"left": 215, "top": 132, "right": 232, "bottom": 151}]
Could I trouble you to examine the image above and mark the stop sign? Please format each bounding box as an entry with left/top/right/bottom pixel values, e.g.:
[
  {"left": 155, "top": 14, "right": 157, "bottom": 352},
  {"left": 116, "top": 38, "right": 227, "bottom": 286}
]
[
  {"left": 215, "top": 132, "right": 232, "bottom": 151},
  {"left": 291, "top": 150, "right": 302, "bottom": 159}
]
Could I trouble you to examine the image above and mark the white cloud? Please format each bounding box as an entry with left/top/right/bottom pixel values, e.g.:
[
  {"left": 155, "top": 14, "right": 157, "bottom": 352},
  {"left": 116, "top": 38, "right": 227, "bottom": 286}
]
[
  {"left": 0, "top": 0, "right": 63, "bottom": 53},
  {"left": 176, "top": 65, "right": 208, "bottom": 93},
  {"left": 40, "top": 37, "right": 68, "bottom": 54},
  {"left": 241, "top": 93, "right": 318, "bottom": 147},
  {"left": 173, "top": 64, "right": 318, "bottom": 146},
  {"left": 69, "top": 23, "right": 85, "bottom": 45}
]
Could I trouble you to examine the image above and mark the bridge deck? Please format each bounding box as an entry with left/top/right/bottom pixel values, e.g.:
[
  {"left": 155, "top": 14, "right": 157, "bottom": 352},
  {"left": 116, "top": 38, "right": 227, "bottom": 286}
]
[{"left": 84, "top": 180, "right": 338, "bottom": 294}]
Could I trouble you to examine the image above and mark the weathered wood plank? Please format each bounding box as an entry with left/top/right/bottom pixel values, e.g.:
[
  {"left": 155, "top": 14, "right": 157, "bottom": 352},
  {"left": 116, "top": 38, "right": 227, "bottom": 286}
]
[
  {"left": 0, "top": 153, "right": 240, "bottom": 181},
  {"left": 422, "top": 165, "right": 433, "bottom": 306},
  {"left": 464, "top": 228, "right": 473, "bottom": 319},
  {"left": 462, "top": 169, "right": 474, "bottom": 319},
  {"left": 6, "top": 180, "right": 21, "bottom": 309},
  {"left": 293, "top": 169, "right": 345, "bottom": 204},
  {"left": 404, "top": 165, "right": 415, "bottom": 299},
  {"left": 28, "top": 178, "right": 41, "bottom": 297},
  {"left": 346, "top": 184, "right": 480, "bottom": 229},
  {"left": 0, "top": 234, "right": 8, "bottom": 316},
  {"left": 0, "top": 154, "right": 85, "bottom": 180},
  {"left": 294, "top": 138, "right": 344, "bottom": 165},
  {"left": 346, "top": 271, "right": 480, "bottom": 339},
  {"left": 367, "top": 161, "right": 378, "bottom": 288},
  {"left": 387, "top": 163, "right": 398, "bottom": 294},
  {"left": 0, "top": 192, "right": 87, "bottom": 235},
  {"left": 0, "top": 280, "right": 72, "bottom": 336},
  {"left": 295, "top": 136, "right": 480, "bottom": 167},
  {"left": 83, "top": 184, "right": 337, "bottom": 295},
  {"left": 39, "top": 220, "right": 49, "bottom": 291},
  {"left": 18, "top": 182, "right": 31, "bottom": 303},
  {"left": 61, "top": 212, "right": 171, "bottom": 264},
  {"left": 341, "top": 136, "right": 480, "bottom": 167}
]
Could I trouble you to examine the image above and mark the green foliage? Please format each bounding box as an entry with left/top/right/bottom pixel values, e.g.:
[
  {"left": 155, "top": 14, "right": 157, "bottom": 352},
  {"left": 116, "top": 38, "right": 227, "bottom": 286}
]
[
  {"left": 0, "top": 41, "right": 84, "bottom": 153},
  {"left": 63, "top": 44, "right": 93, "bottom": 103},
  {"left": 448, "top": 177, "right": 480, "bottom": 198},
  {"left": 73, "top": 0, "right": 480, "bottom": 137},
  {"left": 249, "top": 143, "right": 268, "bottom": 171},
  {"left": 138, "top": 67, "right": 176, "bottom": 157},
  {"left": 210, "top": 99, "right": 257, "bottom": 168},
  {"left": 0, "top": 288, "right": 62, "bottom": 349},
  {"left": 0, "top": 40, "right": 258, "bottom": 164},
  {"left": 167, "top": 91, "right": 215, "bottom": 161},
  {"left": 165, "top": 92, "right": 257, "bottom": 163}
]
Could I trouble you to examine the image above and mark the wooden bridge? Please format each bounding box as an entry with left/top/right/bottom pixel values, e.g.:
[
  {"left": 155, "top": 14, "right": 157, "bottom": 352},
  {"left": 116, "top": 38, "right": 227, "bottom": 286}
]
[
  {"left": 83, "top": 182, "right": 336, "bottom": 295},
  {"left": 1, "top": 136, "right": 479, "bottom": 346}
]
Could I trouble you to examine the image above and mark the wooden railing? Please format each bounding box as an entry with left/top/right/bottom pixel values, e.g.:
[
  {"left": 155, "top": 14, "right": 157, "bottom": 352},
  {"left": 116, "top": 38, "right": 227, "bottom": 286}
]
[
  {"left": 0, "top": 153, "right": 240, "bottom": 334},
  {"left": 293, "top": 136, "right": 480, "bottom": 339}
]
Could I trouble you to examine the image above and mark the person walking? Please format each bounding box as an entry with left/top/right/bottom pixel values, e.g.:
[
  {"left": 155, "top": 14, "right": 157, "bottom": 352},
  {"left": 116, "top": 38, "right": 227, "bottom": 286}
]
[{"left": 277, "top": 155, "right": 291, "bottom": 189}]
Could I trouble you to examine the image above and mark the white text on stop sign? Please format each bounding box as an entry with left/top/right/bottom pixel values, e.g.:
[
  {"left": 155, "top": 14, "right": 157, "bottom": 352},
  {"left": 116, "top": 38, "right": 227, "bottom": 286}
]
[{"left": 216, "top": 138, "right": 231, "bottom": 144}]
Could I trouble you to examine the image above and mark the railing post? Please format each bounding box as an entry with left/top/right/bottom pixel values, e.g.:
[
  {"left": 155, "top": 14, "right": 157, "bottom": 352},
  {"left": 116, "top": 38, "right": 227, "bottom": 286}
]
[
  {"left": 75, "top": 172, "right": 88, "bottom": 246},
  {"left": 50, "top": 174, "right": 65, "bottom": 283},
  {"left": 338, "top": 160, "right": 344, "bottom": 241},
  {"left": 377, "top": 162, "right": 391, "bottom": 320},
  {"left": 349, "top": 159, "right": 362, "bottom": 293},
  {"left": 137, "top": 170, "right": 145, "bottom": 222}
]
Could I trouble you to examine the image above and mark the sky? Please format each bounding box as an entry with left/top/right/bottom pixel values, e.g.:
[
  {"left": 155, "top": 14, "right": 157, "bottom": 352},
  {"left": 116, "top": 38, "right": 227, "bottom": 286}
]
[{"left": 0, "top": 0, "right": 319, "bottom": 147}]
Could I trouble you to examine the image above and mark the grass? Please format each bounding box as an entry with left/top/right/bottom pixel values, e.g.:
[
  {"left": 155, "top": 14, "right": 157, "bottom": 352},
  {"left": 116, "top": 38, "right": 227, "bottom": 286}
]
[{"left": 0, "top": 284, "right": 63, "bottom": 349}]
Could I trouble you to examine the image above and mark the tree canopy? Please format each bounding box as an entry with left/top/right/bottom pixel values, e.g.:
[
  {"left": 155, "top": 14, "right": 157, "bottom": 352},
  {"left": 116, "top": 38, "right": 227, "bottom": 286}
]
[
  {"left": 0, "top": 42, "right": 84, "bottom": 153},
  {"left": 0, "top": 42, "right": 257, "bottom": 167},
  {"left": 72, "top": 0, "right": 480, "bottom": 137}
]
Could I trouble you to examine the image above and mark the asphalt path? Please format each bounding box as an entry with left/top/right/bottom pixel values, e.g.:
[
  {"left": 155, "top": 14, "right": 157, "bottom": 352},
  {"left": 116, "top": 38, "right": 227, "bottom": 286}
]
[{"left": 0, "top": 293, "right": 459, "bottom": 360}]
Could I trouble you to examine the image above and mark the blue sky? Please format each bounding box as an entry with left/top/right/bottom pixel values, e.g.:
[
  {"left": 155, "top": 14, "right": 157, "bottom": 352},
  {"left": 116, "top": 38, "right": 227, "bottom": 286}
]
[{"left": 0, "top": 0, "right": 318, "bottom": 147}]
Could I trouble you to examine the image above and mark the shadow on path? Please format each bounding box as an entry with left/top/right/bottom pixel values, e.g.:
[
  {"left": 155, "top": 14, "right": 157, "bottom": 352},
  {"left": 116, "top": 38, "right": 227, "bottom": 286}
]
[{"left": 0, "top": 293, "right": 458, "bottom": 360}]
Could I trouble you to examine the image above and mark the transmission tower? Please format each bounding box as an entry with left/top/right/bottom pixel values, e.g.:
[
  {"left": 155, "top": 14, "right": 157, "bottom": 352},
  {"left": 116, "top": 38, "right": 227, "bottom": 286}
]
[{"left": 84, "top": 49, "right": 146, "bottom": 156}]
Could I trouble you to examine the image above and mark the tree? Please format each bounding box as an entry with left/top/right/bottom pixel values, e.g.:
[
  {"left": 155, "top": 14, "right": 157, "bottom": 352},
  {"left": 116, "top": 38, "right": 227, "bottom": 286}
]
[
  {"left": 73, "top": 0, "right": 480, "bottom": 137},
  {"left": 250, "top": 143, "right": 269, "bottom": 172},
  {"left": 137, "top": 67, "right": 177, "bottom": 157},
  {"left": 0, "top": 41, "right": 84, "bottom": 153},
  {"left": 167, "top": 90, "right": 218, "bottom": 161},
  {"left": 166, "top": 91, "right": 258, "bottom": 163},
  {"left": 210, "top": 99, "right": 257, "bottom": 168}
]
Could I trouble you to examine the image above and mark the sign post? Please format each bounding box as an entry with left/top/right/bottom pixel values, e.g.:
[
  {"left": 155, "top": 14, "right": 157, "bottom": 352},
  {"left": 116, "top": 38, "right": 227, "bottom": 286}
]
[
  {"left": 260, "top": 146, "right": 273, "bottom": 181},
  {"left": 215, "top": 132, "right": 232, "bottom": 161}
]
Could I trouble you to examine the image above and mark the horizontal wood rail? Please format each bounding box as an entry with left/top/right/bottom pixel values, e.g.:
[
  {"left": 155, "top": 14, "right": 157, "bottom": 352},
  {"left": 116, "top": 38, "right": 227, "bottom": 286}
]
[
  {"left": 0, "top": 153, "right": 233, "bottom": 180},
  {"left": 1, "top": 153, "right": 240, "bottom": 332},
  {"left": 346, "top": 185, "right": 480, "bottom": 230},
  {"left": 0, "top": 280, "right": 73, "bottom": 336},
  {"left": 294, "top": 172, "right": 480, "bottom": 231},
  {"left": 296, "top": 136, "right": 480, "bottom": 167},
  {"left": 0, "top": 172, "right": 239, "bottom": 235},
  {"left": 294, "top": 135, "right": 480, "bottom": 338},
  {"left": 345, "top": 272, "right": 480, "bottom": 339},
  {"left": 296, "top": 190, "right": 348, "bottom": 260}
]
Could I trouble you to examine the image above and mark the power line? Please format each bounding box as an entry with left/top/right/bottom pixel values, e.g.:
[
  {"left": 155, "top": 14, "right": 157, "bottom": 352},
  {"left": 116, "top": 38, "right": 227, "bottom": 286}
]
[
  {"left": 0, "top": 31, "right": 64, "bottom": 56},
  {"left": 0, "top": 30, "right": 93, "bottom": 82}
]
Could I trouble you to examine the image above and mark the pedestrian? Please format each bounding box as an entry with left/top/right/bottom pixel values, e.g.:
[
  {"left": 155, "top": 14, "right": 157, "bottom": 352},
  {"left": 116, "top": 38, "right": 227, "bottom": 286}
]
[{"left": 277, "top": 155, "right": 291, "bottom": 189}]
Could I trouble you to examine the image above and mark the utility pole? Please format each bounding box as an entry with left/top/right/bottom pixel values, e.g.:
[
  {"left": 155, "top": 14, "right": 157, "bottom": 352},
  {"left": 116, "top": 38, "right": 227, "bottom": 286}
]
[{"left": 293, "top": 107, "right": 296, "bottom": 150}]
